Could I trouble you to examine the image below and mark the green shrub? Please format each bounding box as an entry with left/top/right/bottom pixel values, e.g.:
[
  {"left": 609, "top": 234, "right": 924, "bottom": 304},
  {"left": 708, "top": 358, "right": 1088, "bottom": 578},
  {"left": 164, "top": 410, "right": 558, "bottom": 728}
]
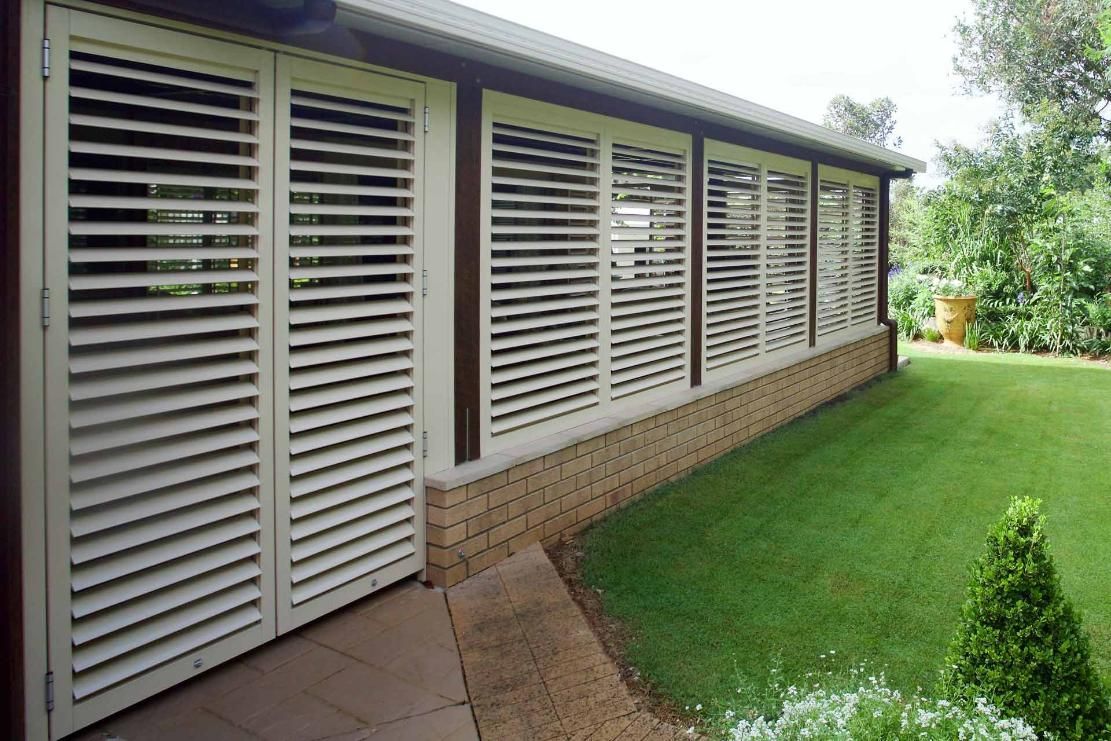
[
  {"left": 923, "top": 327, "right": 942, "bottom": 343},
  {"left": 944, "top": 497, "right": 1111, "bottom": 740},
  {"left": 895, "top": 308, "right": 919, "bottom": 341},
  {"left": 964, "top": 321, "right": 982, "bottom": 351}
]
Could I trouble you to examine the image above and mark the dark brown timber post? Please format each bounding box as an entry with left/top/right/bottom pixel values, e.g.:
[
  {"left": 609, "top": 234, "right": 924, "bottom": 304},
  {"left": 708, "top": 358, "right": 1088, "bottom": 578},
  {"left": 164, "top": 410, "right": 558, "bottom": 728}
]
[
  {"left": 1, "top": 0, "right": 24, "bottom": 737},
  {"left": 454, "top": 80, "right": 483, "bottom": 463},
  {"left": 878, "top": 173, "right": 897, "bottom": 371},
  {"left": 690, "top": 133, "right": 704, "bottom": 387},
  {"left": 808, "top": 161, "right": 819, "bottom": 347}
]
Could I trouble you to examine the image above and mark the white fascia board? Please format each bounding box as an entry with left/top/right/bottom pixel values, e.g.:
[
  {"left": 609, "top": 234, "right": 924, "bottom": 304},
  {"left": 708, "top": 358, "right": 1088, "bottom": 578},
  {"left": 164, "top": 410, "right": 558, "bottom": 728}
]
[{"left": 335, "top": 0, "right": 927, "bottom": 174}]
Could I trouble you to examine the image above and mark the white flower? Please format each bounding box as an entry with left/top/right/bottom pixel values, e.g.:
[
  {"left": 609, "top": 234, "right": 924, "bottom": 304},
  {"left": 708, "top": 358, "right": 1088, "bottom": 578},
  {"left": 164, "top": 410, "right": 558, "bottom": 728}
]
[{"left": 695, "top": 704, "right": 702, "bottom": 712}]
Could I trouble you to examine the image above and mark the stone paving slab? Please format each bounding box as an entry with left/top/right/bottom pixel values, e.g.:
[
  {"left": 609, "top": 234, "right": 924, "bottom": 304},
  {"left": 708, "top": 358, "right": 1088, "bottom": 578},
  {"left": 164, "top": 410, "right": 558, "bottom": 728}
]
[
  {"left": 73, "top": 580, "right": 479, "bottom": 741},
  {"left": 448, "top": 543, "right": 687, "bottom": 741}
]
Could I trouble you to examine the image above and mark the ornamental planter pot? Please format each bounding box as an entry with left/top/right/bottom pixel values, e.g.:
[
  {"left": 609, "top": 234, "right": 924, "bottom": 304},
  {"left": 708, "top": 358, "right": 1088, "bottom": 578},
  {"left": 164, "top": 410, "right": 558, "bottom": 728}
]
[{"left": 934, "top": 295, "right": 977, "bottom": 347}]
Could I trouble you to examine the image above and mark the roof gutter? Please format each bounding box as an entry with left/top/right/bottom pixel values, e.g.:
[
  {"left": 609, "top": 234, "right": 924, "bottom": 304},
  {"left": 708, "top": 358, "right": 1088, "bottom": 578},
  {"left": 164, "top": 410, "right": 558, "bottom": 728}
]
[{"left": 334, "top": 0, "right": 926, "bottom": 174}]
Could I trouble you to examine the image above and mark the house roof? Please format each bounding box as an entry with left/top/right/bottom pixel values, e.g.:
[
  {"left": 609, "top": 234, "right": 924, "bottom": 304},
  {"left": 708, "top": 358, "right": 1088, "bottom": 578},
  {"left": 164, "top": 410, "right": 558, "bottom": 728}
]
[{"left": 334, "top": 0, "right": 927, "bottom": 174}]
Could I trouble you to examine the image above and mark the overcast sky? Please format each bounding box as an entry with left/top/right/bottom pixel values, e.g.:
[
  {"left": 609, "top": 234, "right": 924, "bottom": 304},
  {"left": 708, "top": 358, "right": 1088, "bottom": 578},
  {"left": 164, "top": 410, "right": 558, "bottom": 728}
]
[{"left": 452, "top": 0, "right": 1006, "bottom": 187}]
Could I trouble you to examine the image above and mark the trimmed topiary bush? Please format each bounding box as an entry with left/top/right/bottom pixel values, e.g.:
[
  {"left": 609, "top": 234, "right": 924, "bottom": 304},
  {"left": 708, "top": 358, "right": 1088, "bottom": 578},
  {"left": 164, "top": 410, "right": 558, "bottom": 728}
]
[{"left": 944, "top": 497, "right": 1111, "bottom": 740}]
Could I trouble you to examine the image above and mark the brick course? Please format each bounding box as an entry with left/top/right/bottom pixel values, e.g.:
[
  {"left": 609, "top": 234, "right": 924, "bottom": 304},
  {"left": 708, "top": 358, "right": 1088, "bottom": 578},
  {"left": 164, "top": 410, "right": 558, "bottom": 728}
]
[{"left": 425, "top": 332, "right": 890, "bottom": 587}]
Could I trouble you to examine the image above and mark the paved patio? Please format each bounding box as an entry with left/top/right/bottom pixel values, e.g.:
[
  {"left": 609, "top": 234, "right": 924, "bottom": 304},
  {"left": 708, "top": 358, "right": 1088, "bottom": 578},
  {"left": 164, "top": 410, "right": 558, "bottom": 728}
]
[
  {"left": 74, "top": 545, "right": 683, "bottom": 741},
  {"left": 74, "top": 580, "right": 478, "bottom": 741},
  {"left": 448, "top": 544, "right": 686, "bottom": 741}
]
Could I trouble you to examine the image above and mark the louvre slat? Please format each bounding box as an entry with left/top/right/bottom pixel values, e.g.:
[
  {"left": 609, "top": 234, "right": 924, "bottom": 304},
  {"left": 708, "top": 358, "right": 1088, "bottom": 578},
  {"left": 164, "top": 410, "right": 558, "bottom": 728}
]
[
  {"left": 490, "top": 365, "right": 597, "bottom": 402},
  {"left": 290, "top": 429, "right": 413, "bottom": 478},
  {"left": 72, "top": 604, "right": 261, "bottom": 701},
  {"left": 71, "top": 538, "right": 260, "bottom": 619},
  {"left": 70, "top": 247, "right": 258, "bottom": 262},
  {"left": 290, "top": 137, "right": 414, "bottom": 160},
  {"left": 290, "top": 336, "right": 412, "bottom": 368},
  {"left": 70, "top": 270, "right": 256, "bottom": 290},
  {"left": 290, "top": 93, "right": 413, "bottom": 122},
  {"left": 70, "top": 293, "right": 258, "bottom": 318},
  {"left": 291, "top": 539, "right": 413, "bottom": 605},
  {"left": 71, "top": 336, "right": 257, "bottom": 374},
  {"left": 70, "top": 141, "right": 258, "bottom": 167},
  {"left": 71, "top": 382, "right": 258, "bottom": 429},
  {"left": 289, "top": 244, "right": 413, "bottom": 258},
  {"left": 288, "top": 357, "right": 411, "bottom": 391},
  {"left": 70, "top": 114, "right": 259, "bottom": 144},
  {"left": 70, "top": 168, "right": 259, "bottom": 190},
  {"left": 70, "top": 426, "right": 258, "bottom": 484},
  {"left": 72, "top": 582, "right": 261, "bottom": 673},
  {"left": 289, "top": 298, "right": 411, "bottom": 325},
  {"left": 490, "top": 342, "right": 598, "bottom": 377},
  {"left": 288, "top": 281, "right": 410, "bottom": 303},
  {"left": 72, "top": 493, "right": 260, "bottom": 565},
  {"left": 490, "top": 391, "right": 598, "bottom": 435},
  {"left": 290, "top": 410, "right": 413, "bottom": 456},
  {"left": 71, "top": 515, "right": 260, "bottom": 591},
  {"left": 290, "top": 467, "right": 413, "bottom": 520},
  {"left": 291, "top": 318, "right": 412, "bottom": 347},
  {"left": 290, "top": 116, "right": 414, "bottom": 141},
  {"left": 71, "top": 470, "right": 260, "bottom": 538},
  {"left": 70, "top": 359, "right": 257, "bottom": 401},
  {"left": 292, "top": 485, "right": 411, "bottom": 541},
  {"left": 289, "top": 159, "right": 411, "bottom": 180},
  {"left": 70, "top": 404, "right": 258, "bottom": 455},
  {"left": 290, "top": 374, "right": 411, "bottom": 412},
  {"left": 70, "top": 313, "right": 257, "bottom": 346},
  {"left": 291, "top": 504, "right": 414, "bottom": 563},
  {"left": 289, "top": 182, "right": 413, "bottom": 197},
  {"left": 290, "top": 391, "right": 411, "bottom": 434},
  {"left": 69, "top": 58, "right": 259, "bottom": 97},
  {"left": 72, "top": 561, "right": 261, "bottom": 647},
  {"left": 69, "top": 86, "right": 258, "bottom": 120},
  {"left": 71, "top": 449, "right": 260, "bottom": 511}
]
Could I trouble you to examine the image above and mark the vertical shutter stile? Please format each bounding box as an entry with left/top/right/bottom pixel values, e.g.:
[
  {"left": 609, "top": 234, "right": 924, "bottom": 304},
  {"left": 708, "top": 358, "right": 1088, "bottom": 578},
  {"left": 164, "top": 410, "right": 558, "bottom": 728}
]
[
  {"left": 50, "top": 14, "right": 275, "bottom": 717},
  {"left": 609, "top": 142, "right": 689, "bottom": 398},
  {"left": 276, "top": 59, "right": 423, "bottom": 627},
  {"left": 486, "top": 121, "right": 602, "bottom": 435}
]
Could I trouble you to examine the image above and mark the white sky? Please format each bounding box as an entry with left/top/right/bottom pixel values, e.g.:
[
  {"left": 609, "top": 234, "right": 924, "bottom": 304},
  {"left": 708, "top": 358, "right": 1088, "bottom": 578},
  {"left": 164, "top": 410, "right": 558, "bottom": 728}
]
[{"left": 452, "top": 0, "right": 1006, "bottom": 187}]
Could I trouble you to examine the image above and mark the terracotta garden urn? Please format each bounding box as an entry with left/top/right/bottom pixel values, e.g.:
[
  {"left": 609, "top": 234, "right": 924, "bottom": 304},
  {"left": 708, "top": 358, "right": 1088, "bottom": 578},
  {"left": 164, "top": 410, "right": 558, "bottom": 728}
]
[{"left": 934, "top": 294, "right": 977, "bottom": 347}]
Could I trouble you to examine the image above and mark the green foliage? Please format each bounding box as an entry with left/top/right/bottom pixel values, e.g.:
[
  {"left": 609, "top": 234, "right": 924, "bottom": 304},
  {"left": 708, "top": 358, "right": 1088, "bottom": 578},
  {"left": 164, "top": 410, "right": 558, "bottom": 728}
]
[
  {"left": 890, "top": 104, "right": 1111, "bottom": 356},
  {"left": 923, "top": 327, "right": 943, "bottom": 343},
  {"left": 888, "top": 268, "right": 936, "bottom": 339},
  {"left": 964, "top": 321, "right": 982, "bottom": 351},
  {"left": 954, "top": 0, "right": 1111, "bottom": 137},
  {"left": 944, "top": 497, "right": 1111, "bottom": 740},
  {"left": 822, "top": 94, "right": 903, "bottom": 147}
]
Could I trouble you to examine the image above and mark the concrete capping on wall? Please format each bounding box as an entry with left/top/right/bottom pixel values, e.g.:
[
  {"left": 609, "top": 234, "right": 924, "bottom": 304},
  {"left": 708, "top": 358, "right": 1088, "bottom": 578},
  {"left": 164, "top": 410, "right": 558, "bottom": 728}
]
[
  {"left": 424, "top": 330, "right": 891, "bottom": 586},
  {"left": 425, "top": 324, "right": 886, "bottom": 491}
]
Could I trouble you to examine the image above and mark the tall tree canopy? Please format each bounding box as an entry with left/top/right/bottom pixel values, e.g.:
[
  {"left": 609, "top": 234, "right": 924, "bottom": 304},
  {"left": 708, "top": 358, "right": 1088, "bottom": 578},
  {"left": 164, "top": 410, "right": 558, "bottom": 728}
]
[
  {"left": 822, "top": 95, "right": 903, "bottom": 147},
  {"left": 954, "top": 0, "right": 1111, "bottom": 135}
]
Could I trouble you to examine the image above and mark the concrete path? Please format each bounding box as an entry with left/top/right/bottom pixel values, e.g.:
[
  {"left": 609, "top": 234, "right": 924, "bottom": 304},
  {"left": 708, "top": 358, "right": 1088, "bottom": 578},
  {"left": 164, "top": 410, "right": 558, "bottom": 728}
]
[
  {"left": 74, "top": 581, "right": 478, "bottom": 741},
  {"left": 448, "top": 544, "right": 686, "bottom": 740}
]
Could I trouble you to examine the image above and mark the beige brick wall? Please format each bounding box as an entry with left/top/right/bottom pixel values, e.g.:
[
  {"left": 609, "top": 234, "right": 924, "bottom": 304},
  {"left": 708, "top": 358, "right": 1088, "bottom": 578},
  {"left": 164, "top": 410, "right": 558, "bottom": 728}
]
[{"left": 425, "top": 332, "right": 891, "bottom": 587}]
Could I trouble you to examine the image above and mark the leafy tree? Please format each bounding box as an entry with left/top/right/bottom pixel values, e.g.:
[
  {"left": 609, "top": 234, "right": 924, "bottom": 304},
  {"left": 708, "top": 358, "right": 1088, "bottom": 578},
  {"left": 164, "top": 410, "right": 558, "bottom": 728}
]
[
  {"left": 822, "top": 95, "right": 903, "bottom": 147},
  {"left": 944, "top": 497, "right": 1111, "bottom": 740},
  {"left": 954, "top": 0, "right": 1111, "bottom": 136}
]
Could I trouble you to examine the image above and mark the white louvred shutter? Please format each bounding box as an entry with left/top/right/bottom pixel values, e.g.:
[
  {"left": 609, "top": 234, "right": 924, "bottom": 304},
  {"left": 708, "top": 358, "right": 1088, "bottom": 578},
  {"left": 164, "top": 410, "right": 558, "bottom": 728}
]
[
  {"left": 486, "top": 120, "right": 602, "bottom": 436},
  {"left": 817, "top": 180, "right": 852, "bottom": 336},
  {"left": 704, "top": 157, "right": 763, "bottom": 372},
  {"left": 609, "top": 141, "right": 689, "bottom": 398},
  {"left": 43, "top": 10, "right": 275, "bottom": 731},
  {"left": 763, "top": 169, "right": 810, "bottom": 352},
  {"left": 274, "top": 57, "right": 424, "bottom": 629},
  {"left": 850, "top": 184, "right": 880, "bottom": 325}
]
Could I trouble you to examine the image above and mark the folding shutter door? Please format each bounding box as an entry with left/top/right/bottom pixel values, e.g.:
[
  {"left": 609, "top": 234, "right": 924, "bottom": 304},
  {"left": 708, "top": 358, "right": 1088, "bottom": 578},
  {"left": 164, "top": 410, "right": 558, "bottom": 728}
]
[
  {"left": 609, "top": 142, "right": 689, "bottom": 398},
  {"left": 43, "top": 9, "right": 275, "bottom": 734},
  {"left": 704, "top": 157, "right": 763, "bottom": 373},
  {"left": 274, "top": 57, "right": 425, "bottom": 630},
  {"left": 763, "top": 169, "right": 810, "bottom": 352},
  {"left": 817, "top": 180, "right": 852, "bottom": 336},
  {"left": 850, "top": 185, "right": 880, "bottom": 325},
  {"left": 485, "top": 119, "right": 602, "bottom": 438}
]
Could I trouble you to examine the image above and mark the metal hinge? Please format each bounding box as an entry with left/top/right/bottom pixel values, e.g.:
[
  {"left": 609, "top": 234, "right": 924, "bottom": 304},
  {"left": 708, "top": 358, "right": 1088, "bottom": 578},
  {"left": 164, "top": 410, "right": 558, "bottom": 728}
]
[
  {"left": 45, "top": 672, "right": 54, "bottom": 712},
  {"left": 421, "top": 269, "right": 428, "bottom": 296},
  {"left": 42, "top": 39, "right": 51, "bottom": 78},
  {"left": 41, "top": 288, "right": 51, "bottom": 327},
  {"left": 421, "top": 431, "right": 429, "bottom": 458},
  {"left": 423, "top": 106, "right": 430, "bottom": 133}
]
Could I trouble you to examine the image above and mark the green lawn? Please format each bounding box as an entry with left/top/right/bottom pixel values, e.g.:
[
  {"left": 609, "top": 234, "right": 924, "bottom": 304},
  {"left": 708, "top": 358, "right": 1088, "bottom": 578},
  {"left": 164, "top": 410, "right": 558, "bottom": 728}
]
[{"left": 581, "top": 347, "right": 1111, "bottom": 710}]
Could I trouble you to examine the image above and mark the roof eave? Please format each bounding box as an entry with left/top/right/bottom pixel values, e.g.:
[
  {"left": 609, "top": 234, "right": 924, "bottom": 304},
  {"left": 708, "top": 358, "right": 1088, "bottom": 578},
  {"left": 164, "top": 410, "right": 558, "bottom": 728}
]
[{"left": 335, "top": 0, "right": 927, "bottom": 174}]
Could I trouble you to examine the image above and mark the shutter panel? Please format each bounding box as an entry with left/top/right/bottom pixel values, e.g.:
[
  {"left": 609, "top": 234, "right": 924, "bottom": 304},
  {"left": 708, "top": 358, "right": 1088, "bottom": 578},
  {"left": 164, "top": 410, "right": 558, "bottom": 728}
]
[
  {"left": 44, "top": 10, "right": 275, "bottom": 728},
  {"left": 764, "top": 169, "right": 810, "bottom": 351},
  {"left": 487, "top": 121, "right": 602, "bottom": 435},
  {"left": 609, "top": 142, "right": 688, "bottom": 398},
  {"left": 850, "top": 185, "right": 879, "bottom": 324},
  {"left": 275, "top": 58, "right": 424, "bottom": 629},
  {"left": 705, "top": 158, "right": 762, "bottom": 371},
  {"left": 817, "top": 180, "right": 852, "bottom": 336}
]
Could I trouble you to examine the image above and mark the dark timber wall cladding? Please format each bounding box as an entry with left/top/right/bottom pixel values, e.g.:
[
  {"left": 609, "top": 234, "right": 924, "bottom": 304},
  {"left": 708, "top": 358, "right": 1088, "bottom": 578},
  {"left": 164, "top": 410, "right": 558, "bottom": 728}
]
[{"left": 1, "top": 0, "right": 24, "bottom": 736}]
